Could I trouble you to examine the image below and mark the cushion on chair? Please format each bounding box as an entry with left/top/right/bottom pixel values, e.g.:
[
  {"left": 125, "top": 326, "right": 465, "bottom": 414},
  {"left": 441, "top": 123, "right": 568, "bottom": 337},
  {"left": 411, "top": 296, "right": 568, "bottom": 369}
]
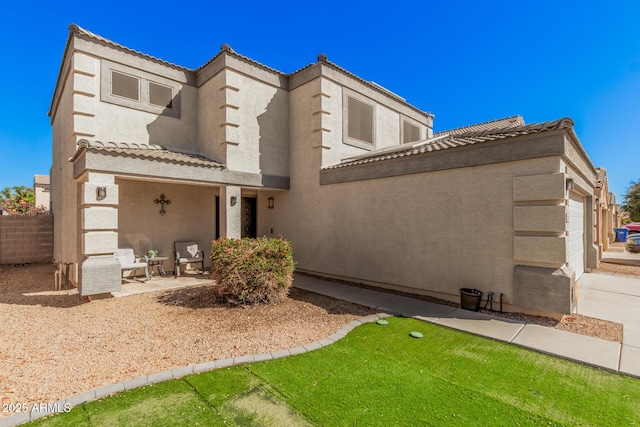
[
  {"left": 114, "top": 248, "right": 146, "bottom": 270},
  {"left": 175, "top": 241, "right": 203, "bottom": 262}
]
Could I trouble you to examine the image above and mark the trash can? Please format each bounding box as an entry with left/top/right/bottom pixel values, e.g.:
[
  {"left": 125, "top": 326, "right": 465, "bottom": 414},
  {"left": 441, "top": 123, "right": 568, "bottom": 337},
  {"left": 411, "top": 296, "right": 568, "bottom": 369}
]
[
  {"left": 615, "top": 227, "right": 629, "bottom": 242},
  {"left": 459, "top": 288, "right": 483, "bottom": 311}
]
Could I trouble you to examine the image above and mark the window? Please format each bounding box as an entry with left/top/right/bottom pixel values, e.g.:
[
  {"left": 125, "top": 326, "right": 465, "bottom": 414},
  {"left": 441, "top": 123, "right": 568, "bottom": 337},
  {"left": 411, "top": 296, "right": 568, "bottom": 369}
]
[
  {"left": 101, "top": 60, "right": 181, "bottom": 119},
  {"left": 111, "top": 71, "right": 139, "bottom": 101},
  {"left": 347, "top": 96, "right": 374, "bottom": 144},
  {"left": 403, "top": 120, "right": 421, "bottom": 144},
  {"left": 149, "top": 82, "right": 173, "bottom": 109}
]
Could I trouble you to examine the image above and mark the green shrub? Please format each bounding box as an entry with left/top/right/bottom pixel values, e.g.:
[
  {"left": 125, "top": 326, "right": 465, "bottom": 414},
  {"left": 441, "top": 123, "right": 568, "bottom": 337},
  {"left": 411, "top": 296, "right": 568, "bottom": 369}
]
[{"left": 210, "top": 237, "right": 295, "bottom": 304}]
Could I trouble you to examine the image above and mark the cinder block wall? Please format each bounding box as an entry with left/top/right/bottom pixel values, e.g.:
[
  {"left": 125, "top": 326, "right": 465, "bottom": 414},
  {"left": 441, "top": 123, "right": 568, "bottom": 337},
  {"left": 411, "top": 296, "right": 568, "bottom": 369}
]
[{"left": 0, "top": 215, "right": 54, "bottom": 264}]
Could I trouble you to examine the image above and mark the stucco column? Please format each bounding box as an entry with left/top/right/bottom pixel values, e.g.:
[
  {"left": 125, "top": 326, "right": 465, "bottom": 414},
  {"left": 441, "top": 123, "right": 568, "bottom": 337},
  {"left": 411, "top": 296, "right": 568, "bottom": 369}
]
[
  {"left": 219, "top": 185, "right": 241, "bottom": 239},
  {"left": 77, "top": 172, "right": 121, "bottom": 296},
  {"left": 512, "top": 173, "right": 574, "bottom": 314}
]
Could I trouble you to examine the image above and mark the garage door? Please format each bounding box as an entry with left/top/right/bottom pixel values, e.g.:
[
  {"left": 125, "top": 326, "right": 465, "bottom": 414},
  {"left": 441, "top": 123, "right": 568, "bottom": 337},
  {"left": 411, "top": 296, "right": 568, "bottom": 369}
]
[{"left": 567, "top": 192, "right": 585, "bottom": 279}]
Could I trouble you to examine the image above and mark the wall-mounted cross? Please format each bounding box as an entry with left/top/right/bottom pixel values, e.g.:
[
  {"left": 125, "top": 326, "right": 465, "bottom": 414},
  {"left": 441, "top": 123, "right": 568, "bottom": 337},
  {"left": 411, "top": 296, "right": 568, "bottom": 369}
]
[{"left": 154, "top": 194, "right": 171, "bottom": 216}]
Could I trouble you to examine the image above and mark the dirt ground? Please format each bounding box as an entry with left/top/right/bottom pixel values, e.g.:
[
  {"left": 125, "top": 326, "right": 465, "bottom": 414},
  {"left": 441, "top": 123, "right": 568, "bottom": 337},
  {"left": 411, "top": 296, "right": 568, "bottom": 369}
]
[
  {"left": 0, "top": 260, "right": 632, "bottom": 417},
  {"left": 0, "top": 264, "right": 375, "bottom": 417}
]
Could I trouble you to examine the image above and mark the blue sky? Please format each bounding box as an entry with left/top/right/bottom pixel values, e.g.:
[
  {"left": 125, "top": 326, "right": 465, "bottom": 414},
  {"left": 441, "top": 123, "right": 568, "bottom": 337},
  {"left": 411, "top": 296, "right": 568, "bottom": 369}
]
[{"left": 1, "top": 0, "right": 639, "bottom": 201}]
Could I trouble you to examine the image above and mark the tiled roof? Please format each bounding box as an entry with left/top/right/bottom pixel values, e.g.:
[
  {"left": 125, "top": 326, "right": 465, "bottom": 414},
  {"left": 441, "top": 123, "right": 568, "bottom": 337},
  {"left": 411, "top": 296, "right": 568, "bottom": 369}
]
[
  {"left": 197, "top": 44, "right": 284, "bottom": 75},
  {"left": 56, "top": 26, "right": 433, "bottom": 121},
  {"left": 69, "top": 25, "right": 191, "bottom": 71},
  {"left": 596, "top": 168, "right": 606, "bottom": 189},
  {"left": 324, "top": 117, "right": 576, "bottom": 170},
  {"left": 73, "top": 140, "right": 225, "bottom": 169},
  {"left": 434, "top": 115, "right": 525, "bottom": 136}
]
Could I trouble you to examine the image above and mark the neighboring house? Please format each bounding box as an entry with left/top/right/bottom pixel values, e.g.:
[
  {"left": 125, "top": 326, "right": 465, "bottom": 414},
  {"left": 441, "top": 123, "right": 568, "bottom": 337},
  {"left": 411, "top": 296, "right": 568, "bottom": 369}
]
[
  {"left": 594, "top": 168, "right": 617, "bottom": 254},
  {"left": 34, "top": 174, "right": 51, "bottom": 211},
  {"left": 49, "top": 24, "right": 598, "bottom": 315},
  {"left": 610, "top": 194, "right": 622, "bottom": 230}
]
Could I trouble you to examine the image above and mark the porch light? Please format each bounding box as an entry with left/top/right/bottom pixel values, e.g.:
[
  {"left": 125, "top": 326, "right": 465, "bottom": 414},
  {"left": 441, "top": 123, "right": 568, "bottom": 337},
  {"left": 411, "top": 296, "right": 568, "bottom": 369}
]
[
  {"left": 154, "top": 194, "right": 171, "bottom": 216},
  {"left": 96, "top": 187, "right": 107, "bottom": 200},
  {"left": 268, "top": 197, "right": 274, "bottom": 209},
  {"left": 230, "top": 196, "right": 237, "bottom": 206}
]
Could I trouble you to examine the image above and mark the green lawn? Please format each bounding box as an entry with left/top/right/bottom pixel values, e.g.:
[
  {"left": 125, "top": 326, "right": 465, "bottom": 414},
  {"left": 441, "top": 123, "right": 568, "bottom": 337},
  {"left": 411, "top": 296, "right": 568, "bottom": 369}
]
[{"left": 29, "top": 318, "right": 639, "bottom": 426}]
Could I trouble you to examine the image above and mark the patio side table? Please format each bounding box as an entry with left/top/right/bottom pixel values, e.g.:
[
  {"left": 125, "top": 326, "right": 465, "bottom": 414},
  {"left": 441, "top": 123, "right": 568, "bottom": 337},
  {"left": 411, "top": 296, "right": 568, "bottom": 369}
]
[{"left": 147, "top": 256, "right": 169, "bottom": 277}]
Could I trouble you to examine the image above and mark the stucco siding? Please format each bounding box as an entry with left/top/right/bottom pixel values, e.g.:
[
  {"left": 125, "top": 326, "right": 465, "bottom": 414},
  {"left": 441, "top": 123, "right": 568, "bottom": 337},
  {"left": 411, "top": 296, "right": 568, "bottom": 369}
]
[
  {"left": 197, "top": 72, "right": 226, "bottom": 162},
  {"left": 289, "top": 76, "right": 426, "bottom": 169},
  {"left": 232, "top": 71, "right": 289, "bottom": 176},
  {"left": 51, "top": 68, "right": 79, "bottom": 268},
  {"left": 271, "top": 156, "right": 561, "bottom": 305},
  {"left": 117, "top": 179, "right": 217, "bottom": 270},
  {"left": 93, "top": 80, "right": 198, "bottom": 149}
]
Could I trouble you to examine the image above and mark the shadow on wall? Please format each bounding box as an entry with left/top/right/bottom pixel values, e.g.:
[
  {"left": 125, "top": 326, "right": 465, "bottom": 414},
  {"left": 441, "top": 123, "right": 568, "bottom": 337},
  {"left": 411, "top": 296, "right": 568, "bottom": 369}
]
[
  {"left": 257, "top": 90, "right": 289, "bottom": 179},
  {"left": 114, "top": 86, "right": 217, "bottom": 266}
]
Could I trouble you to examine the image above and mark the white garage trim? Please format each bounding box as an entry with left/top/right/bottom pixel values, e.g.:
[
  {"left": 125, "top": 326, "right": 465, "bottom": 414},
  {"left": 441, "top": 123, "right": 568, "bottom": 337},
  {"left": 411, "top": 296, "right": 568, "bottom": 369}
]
[{"left": 567, "top": 192, "right": 585, "bottom": 279}]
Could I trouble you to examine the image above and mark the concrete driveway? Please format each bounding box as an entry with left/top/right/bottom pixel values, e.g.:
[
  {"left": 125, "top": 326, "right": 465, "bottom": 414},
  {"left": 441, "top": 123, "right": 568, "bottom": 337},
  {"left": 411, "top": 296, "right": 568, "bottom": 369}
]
[{"left": 577, "top": 272, "right": 640, "bottom": 348}]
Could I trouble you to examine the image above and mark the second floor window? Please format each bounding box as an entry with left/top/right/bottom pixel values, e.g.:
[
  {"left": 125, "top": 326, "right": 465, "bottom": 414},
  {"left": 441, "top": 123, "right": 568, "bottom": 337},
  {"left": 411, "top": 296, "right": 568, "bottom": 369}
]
[
  {"left": 149, "top": 82, "right": 173, "bottom": 109},
  {"left": 347, "top": 96, "right": 374, "bottom": 144},
  {"left": 111, "top": 71, "right": 140, "bottom": 102},
  {"left": 403, "top": 121, "right": 421, "bottom": 144}
]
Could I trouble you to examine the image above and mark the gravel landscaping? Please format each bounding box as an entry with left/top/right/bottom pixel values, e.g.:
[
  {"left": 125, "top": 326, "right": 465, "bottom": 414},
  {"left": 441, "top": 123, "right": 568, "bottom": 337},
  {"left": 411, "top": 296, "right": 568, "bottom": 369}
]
[
  {"left": 1, "top": 260, "right": 634, "bottom": 419},
  {"left": 0, "top": 264, "right": 375, "bottom": 418}
]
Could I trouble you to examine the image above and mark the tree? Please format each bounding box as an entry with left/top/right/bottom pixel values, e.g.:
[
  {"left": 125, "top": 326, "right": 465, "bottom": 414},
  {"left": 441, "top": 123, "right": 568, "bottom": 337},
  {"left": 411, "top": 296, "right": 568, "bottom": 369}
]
[
  {"left": 0, "top": 186, "right": 46, "bottom": 216},
  {"left": 622, "top": 179, "right": 640, "bottom": 222}
]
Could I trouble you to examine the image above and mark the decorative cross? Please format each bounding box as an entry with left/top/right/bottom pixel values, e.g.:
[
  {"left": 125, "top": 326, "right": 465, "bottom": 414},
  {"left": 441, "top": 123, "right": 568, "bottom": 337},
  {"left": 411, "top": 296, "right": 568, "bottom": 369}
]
[{"left": 154, "top": 194, "right": 171, "bottom": 216}]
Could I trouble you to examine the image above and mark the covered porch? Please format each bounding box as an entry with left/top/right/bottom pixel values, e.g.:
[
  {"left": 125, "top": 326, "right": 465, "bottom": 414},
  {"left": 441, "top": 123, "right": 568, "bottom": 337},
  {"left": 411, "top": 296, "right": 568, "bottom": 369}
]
[{"left": 69, "top": 140, "right": 289, "bottom": 298}]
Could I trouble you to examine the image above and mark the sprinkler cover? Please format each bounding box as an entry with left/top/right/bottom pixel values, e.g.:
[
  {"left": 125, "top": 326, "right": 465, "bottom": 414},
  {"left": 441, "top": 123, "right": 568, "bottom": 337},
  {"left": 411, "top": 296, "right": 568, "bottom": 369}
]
[
  {"left": 376, "top": 319, "right": 389, "bottom": 325},
  {"left": 409, "top": 331, "right": 423, "bottom": 338}
]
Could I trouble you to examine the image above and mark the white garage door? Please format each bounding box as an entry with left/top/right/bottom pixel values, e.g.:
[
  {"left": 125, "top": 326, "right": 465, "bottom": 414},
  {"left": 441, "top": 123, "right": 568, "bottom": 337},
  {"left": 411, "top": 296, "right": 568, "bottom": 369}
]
[{"left": 567, "top": 192, "right": 585, "bottom": 279}]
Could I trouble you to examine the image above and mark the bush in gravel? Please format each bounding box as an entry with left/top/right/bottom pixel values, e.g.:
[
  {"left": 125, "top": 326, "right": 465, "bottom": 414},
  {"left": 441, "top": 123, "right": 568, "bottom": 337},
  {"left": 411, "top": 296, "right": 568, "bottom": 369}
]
[{"left": 210, "top": 236, "right": 295, "bottom": 304}]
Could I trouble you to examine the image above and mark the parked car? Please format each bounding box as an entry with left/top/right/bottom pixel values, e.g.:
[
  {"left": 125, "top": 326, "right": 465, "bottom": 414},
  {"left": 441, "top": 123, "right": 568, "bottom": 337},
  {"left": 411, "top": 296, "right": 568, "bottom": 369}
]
[
  {"left": 626, "top": 234, "right": 640, "bottom": 253},
  {"left": 625, "top": 223, "right": 640, "bottom": 234}
]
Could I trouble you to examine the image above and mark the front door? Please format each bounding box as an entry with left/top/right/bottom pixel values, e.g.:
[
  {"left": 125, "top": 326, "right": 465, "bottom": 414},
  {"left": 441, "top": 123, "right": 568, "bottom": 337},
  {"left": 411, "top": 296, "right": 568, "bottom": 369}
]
[{"left": 241, "top": 197, "right": 257, "bottom": 238}]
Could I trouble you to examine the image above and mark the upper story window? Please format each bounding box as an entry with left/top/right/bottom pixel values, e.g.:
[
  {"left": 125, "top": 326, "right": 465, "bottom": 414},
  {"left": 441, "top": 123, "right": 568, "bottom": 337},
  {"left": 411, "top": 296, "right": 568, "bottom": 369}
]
[
  {"left": 343, "top": 91, "right": 376, "bottom": 150},
  {"left": 402, "top": 120, "right": 421, "bottom": 144},
  {"left": 348, "top": 96, "right": 374, "bottom": 144},
  {"left": 149, "top": 82, "right": 173, "bottom": 109},
  {"left": 101, "top": 60, "right": 181, "bottom": 119},
  {"left": 111, "top": 71, "right": 140, "bottom": 102}
]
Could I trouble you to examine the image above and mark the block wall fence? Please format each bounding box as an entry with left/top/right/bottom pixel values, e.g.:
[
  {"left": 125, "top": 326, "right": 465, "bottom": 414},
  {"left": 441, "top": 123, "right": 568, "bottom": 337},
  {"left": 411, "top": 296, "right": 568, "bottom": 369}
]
[{"left": 0, "top": 215, "right": 54, "bottom": 265}]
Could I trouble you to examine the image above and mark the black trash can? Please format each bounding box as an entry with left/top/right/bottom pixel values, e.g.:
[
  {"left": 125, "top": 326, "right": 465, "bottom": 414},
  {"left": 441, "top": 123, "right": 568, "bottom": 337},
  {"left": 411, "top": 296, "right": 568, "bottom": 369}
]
[{"left": 459, "top": 288, "right": 483, "bottom": 311}]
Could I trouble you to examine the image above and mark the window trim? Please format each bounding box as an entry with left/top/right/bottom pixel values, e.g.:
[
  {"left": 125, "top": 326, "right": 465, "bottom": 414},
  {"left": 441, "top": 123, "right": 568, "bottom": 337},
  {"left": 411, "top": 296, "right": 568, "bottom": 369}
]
[
  {"left": 343, "top": 89, "right": 376, "bottom": 150},
  {"left": 100, "top": 60, "right": 181, "bottom": 118}
]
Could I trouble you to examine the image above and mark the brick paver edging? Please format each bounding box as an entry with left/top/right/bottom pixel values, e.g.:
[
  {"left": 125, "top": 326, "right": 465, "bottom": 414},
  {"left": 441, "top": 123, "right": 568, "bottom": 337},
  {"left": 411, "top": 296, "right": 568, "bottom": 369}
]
[{"left": 0, "top": 313, "right": 391, "bottom": 427}]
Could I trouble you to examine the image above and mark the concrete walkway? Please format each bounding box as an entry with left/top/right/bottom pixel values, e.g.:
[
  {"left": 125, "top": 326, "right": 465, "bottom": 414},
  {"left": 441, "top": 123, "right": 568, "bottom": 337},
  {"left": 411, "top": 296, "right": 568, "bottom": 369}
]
[
  {"left": 3, "top": 271, "right": 639, "bottom": 427},
  {"left": 294, "top": 274, "right": 639, "bottom": 378},
  {"left": 577, "top": 272, "right": 640, "bottom": 377}
]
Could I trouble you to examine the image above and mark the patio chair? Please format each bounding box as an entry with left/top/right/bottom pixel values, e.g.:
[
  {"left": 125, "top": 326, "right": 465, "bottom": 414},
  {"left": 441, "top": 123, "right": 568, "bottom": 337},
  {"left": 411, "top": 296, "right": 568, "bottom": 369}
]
[
  {"left": 114, "top": 247, "right": 149, "bottom": 282},
  {"left": 174, "top": 241, "right": 205, "bottom": 277}
]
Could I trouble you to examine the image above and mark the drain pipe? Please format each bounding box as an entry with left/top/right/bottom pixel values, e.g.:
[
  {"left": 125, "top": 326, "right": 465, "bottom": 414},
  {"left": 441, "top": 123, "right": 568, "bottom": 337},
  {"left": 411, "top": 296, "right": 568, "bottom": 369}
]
[
  {"left": 499, "top": 293, "right": 504, "bottom": 313},
  {"left": 482, "top": 292, "right": 494, "bottom": 311}
]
